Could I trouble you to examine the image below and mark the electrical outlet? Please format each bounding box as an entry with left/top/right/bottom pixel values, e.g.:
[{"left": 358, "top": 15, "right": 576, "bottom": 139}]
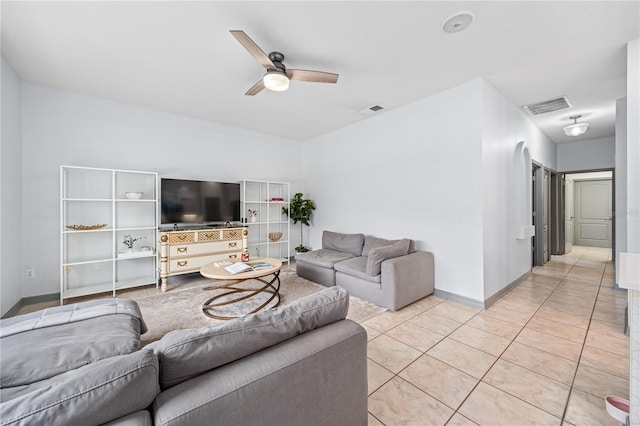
[{"left": 25, "top": 268, "right": 35, "bottom": 279}]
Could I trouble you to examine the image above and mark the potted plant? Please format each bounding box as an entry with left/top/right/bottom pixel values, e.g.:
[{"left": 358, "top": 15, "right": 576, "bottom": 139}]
[
  {"left": 248, "top": 209, "right": 258, "bottom": 223},
  {"left": 282, "top": 193, "right": 316, "bottom": 253},
  {"left": 122, "top": 234, "right": 146, "bottom": 252}
]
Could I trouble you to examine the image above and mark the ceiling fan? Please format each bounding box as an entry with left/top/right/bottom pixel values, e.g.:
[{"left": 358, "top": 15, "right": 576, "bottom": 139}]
[{"left": 230, "top": 30, "right": 339, "bottom": 96}]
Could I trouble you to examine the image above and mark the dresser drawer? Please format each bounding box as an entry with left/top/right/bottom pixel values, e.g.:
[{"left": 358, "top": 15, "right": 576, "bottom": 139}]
[
  {"left": 168, "top": 252, "right": 240, "bottom": 273},
  {"left": 169, "top": 240, "right": 241, "bottom": 257},
  {"left": 167, "top": 232, "right": 195, "bottom": 244}
]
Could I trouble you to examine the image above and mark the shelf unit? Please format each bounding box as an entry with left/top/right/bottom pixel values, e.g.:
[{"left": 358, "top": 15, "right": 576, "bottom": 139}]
[
  {"left": 241, "top": 180, "right": 290, "bottom": 264},
  {"left": 60, "top": 166, "right": 158, "bottom": 303}
]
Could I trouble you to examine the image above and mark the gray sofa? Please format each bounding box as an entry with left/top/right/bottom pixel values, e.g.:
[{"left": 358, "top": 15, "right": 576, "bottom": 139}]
[
  {"left": 0, "top": 287, "right": 367, "bottom": 426},
  {"left": 296, "top": 230, "right": 435, "bottom": 311}
]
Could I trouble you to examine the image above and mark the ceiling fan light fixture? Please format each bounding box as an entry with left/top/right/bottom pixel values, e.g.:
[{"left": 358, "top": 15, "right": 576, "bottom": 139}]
[
  {"left": 563, "top": 115, "right": 590, "bottom": 136},
  {"left": 263, "top": 70, "right": 289, "bottom": 91}
]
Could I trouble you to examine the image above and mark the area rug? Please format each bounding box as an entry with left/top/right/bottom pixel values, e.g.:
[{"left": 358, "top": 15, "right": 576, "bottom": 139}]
[{"left": 133, "top": 269, "right": 386, "bottom": 345}]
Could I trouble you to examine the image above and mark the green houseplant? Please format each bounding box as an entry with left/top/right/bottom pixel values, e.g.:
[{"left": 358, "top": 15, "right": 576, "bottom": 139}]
[{"left": 282, "top": 193, "right": 316, "bottom": 253}]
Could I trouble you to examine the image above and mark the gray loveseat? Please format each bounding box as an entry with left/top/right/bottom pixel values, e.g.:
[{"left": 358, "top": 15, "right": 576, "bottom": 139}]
[
  {"left": 296, "top": 230, "right": 434, "bottom": 311},
  {"left": 0, "top": 287, "right": 367, "bottom": 426}
]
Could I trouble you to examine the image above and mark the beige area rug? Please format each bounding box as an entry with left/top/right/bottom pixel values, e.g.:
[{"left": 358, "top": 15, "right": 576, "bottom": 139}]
[{"left": 133, "top": 269, "right": 386, "bottom": 345}]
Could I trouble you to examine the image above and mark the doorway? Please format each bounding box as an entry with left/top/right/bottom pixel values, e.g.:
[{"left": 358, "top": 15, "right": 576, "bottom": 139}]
[
  {"left": 532, "top": 163, "right": 553, "bottom": 266},
  {"left": 563, "top": 170, "right": 614, "bottom": 251}
]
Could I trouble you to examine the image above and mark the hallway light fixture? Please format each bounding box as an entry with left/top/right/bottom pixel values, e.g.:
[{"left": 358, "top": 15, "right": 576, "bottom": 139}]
[{"left": 563, "top": 115, "right": 590, "bottom": 137}]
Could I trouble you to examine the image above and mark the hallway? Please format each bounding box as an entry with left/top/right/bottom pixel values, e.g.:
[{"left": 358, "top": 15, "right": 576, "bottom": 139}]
[{"left": 365, "top": 245, "right": 629, "bottom": 425}]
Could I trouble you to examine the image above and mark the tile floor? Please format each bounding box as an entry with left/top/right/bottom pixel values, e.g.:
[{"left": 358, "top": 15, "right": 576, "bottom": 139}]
[
  {"left": 363, "top": 246, "right": 629, "bottom": 425},
  {"left": 10, "top": 246, "right": 629, "bottom": 425}
]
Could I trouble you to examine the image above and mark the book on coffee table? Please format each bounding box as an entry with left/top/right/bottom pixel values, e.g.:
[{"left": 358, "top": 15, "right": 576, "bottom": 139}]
[{"left": 224, "top": 261, "right": 273, "bottom": 274}]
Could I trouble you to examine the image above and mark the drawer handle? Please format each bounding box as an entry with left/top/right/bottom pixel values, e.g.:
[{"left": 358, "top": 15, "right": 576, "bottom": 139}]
[
  {"left": 177, "top": 247, "right": 188, "bottom": 253},
  {"left": 229, "top": 254, "right": 237, "bottom": 259},
  {"left": 204, "top": 233, "right": 215, "bottom": 238},
  {"left": 229, "top": 242, "right": 237, "bottom": 248},
  {"left": 177, "top": 235, "right": 188, "bottom": 241},
  {"left": 177, "top": 261, "right": 188, "bottom": 267}
]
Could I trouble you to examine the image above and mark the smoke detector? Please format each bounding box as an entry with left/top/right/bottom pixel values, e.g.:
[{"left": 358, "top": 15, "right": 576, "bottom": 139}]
[{"left": 441, "top": 12, "right": 475, "bottom": 34}]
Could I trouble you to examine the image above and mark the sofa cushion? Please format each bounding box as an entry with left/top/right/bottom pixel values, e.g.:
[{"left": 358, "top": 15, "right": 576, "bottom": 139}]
[
  {"left": 295, "top": 248, "right": 355, "bottom": 268},
  {"left": 366, "top": 239, "right": 411, "bottom": 276},
  {"left": 0, "top": 349, "right": 159, "bottom": 426},
  {"left": 1, "top": 299, "right": 145, "bottom": 388},
  {"left": 151, "top": 286, "right": 350, "bottom": 389},
  {"left": 362, "top": 236, "right": 415, "bottom": 256},
  {"left": 334, "top": 257, "right": 381, "bottom": 283},
  {"left": 322, "top": 231, "right": 365, "bottom": 256}
]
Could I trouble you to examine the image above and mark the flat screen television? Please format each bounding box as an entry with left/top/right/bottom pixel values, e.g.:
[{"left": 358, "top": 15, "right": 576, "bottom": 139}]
[{"left": 160, "top": 178, "right": 241, "bottom": 226}]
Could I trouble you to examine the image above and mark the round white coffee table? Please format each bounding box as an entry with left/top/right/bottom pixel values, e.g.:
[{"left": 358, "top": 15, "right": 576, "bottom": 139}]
[{"left": 199, "top": 257, "right": 283, "bottom": 320}]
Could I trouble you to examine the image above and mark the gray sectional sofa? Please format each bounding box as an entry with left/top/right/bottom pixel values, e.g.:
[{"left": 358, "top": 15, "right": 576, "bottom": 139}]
[
  {"left": 0, "top": 287, "right": 367, "bottom": 426},
  {"left": 296, "top": 230, "right": 435, "bottom": 311}
]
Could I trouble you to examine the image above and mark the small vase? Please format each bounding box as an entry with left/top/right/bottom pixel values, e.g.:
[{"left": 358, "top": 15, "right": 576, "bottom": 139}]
[
  {"left": 250, "top": 216, "right": 256, "bottom": 223},
  {"left": 127, "top": 248, "right": 133, "bottom": 253}
]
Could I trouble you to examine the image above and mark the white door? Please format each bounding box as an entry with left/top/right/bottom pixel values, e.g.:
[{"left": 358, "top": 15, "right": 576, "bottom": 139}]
[
  {"left": 574, "top": 179, "right": 613, "bottom": 248},
  {"left": 564, "top": 179, "right": 574, "bottom": 253}
]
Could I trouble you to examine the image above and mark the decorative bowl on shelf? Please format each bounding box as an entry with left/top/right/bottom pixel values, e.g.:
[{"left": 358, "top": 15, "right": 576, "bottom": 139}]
[
  {"left": 268, "top": 232, "right": 283, "bottom": 242},
  {"left": 66, "top": 224, "right": 108, "bottom": 231},
  {"left": 125, "top": 192, "right": 143, "bottom": 199}
]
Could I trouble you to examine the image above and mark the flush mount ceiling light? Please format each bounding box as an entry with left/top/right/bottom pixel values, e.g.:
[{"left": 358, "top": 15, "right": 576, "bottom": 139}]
[
  {"left": 563, "top": 115, "right": 590, "bottom": 137},
  {"left": 263, "top": 68, "right": 289, "bottom": 92},
  {"left": 441, "top": 12, "right": 475, "bottom": 34}
]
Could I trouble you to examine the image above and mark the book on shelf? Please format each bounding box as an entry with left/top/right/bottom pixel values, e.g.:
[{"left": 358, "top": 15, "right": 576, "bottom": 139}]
[{"left": 224, "top": 261, "right": 273, "bottom": 274}]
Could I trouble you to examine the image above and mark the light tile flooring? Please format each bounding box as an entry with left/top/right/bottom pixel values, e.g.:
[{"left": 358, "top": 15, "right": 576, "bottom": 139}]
[
  {"left": 11, "top": 246, "right": 629, "bottom": 425},
  {"left": 364, "top": 246, "right": 629, "bottom": 425}
]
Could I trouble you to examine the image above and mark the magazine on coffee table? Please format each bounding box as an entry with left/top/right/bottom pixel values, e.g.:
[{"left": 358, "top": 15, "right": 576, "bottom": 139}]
[{"left": 224, "top": 261, "right": 273, "bottom": 274}]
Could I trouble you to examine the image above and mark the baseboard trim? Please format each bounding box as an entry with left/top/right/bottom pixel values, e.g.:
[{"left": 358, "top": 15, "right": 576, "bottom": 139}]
[
  {"left": 433, "top": 270, "right": 532, "bottom": 311},
  {"left": 433, "top": 289, "right": 484, "bottom": 310},
  {"left": 483, "top": 270, "right": 532, "bottom": 309},
  {"left": 2, "top": 293, "right": 60, "bottom": 319}
]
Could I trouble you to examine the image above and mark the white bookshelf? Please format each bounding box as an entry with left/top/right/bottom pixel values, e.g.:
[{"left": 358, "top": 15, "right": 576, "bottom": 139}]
[
  {"left": 60, "top": 166, "right": 158, "bottom": 303},
  {"left": 241, "top": 180, "right": 290, "bottom": 264}
]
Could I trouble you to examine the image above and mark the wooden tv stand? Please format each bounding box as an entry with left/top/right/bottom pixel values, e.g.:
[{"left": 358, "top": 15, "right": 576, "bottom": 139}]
[{"left": 158, "top": 227, "right": 248, "bottom": 291}]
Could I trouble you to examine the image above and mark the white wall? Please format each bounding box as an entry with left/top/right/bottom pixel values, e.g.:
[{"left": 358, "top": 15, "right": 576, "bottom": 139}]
[
  {"left": 304, "top": 79, "right": 486, "bottom": 302},
  {"left": 480, "top": 80, "right": 557, "bottom": 301},
  {"left": 20, "top": 83, "right": 302, "bottom": 297},
  {"left": 616, "top": 98, "right": 628, "bottom": 266},
  {"left": 626, "top": 39, "right": 640, "bottom": 254},
  {"left": 1, "top": 57, "right": 23, "bottom": 316},
  {"left": 557, "top": 136, "right": 615, "bottom": 172},
  {"left": 303, "top": 78, "right": 557, "bottom": 304}
]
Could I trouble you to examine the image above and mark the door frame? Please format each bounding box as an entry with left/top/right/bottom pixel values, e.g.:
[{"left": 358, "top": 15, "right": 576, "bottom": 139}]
[
  {"left": 532, "top": 161, "right": 559, "bottom": 266},
  {"left": 558, "top": 168, "right": 616, "bottom": 260}
]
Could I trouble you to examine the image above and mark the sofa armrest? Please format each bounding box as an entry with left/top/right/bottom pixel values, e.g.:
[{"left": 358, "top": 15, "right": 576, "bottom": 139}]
[
  {"left": 152, "top": 320, "right": 367, "bottom": 426},
  {"left": 381, "top": 251, "right": 435, "bottom": 310}
]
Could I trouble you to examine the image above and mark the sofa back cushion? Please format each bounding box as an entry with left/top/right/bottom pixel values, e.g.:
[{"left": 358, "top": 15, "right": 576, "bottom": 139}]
[
  {"left": 152, "top": 286, "right": 350, "bottom": 389},
  {"left": 362, "top": 236, "right": 415, "bottom": 256},
  {"left": 322, "top": 231, "right": 365, "bottom": 256},
  {"left": 366, "top": 239, "right": 411, "bottom": 276},
  {"left": 0, "top": 349, "right": 159, "bottom": 426}
]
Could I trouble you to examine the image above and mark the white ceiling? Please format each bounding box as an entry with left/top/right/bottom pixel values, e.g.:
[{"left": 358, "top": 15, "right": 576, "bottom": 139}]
[{"left": 1, "top": 1, "right": 638, "bottom": 142}]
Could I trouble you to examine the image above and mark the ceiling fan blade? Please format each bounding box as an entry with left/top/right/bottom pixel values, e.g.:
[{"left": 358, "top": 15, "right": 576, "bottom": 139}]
[
  {"left": 245, "top": 79, "right": 265, "bottom": 96},
  {"left": 286, "top": 69, "right": 339, "bottom": 84},
  {"left": 230, "top": 30, "right": 275, "bottom": 70}
]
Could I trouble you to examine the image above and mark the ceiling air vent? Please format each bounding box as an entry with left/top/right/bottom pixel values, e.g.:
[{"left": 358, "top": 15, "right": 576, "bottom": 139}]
[
  {"left": 359, "top": 105, "right": 385, "bottom": 116},
  {"left": 523, "top": 96, "right": 573, "bottom": 115}
]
